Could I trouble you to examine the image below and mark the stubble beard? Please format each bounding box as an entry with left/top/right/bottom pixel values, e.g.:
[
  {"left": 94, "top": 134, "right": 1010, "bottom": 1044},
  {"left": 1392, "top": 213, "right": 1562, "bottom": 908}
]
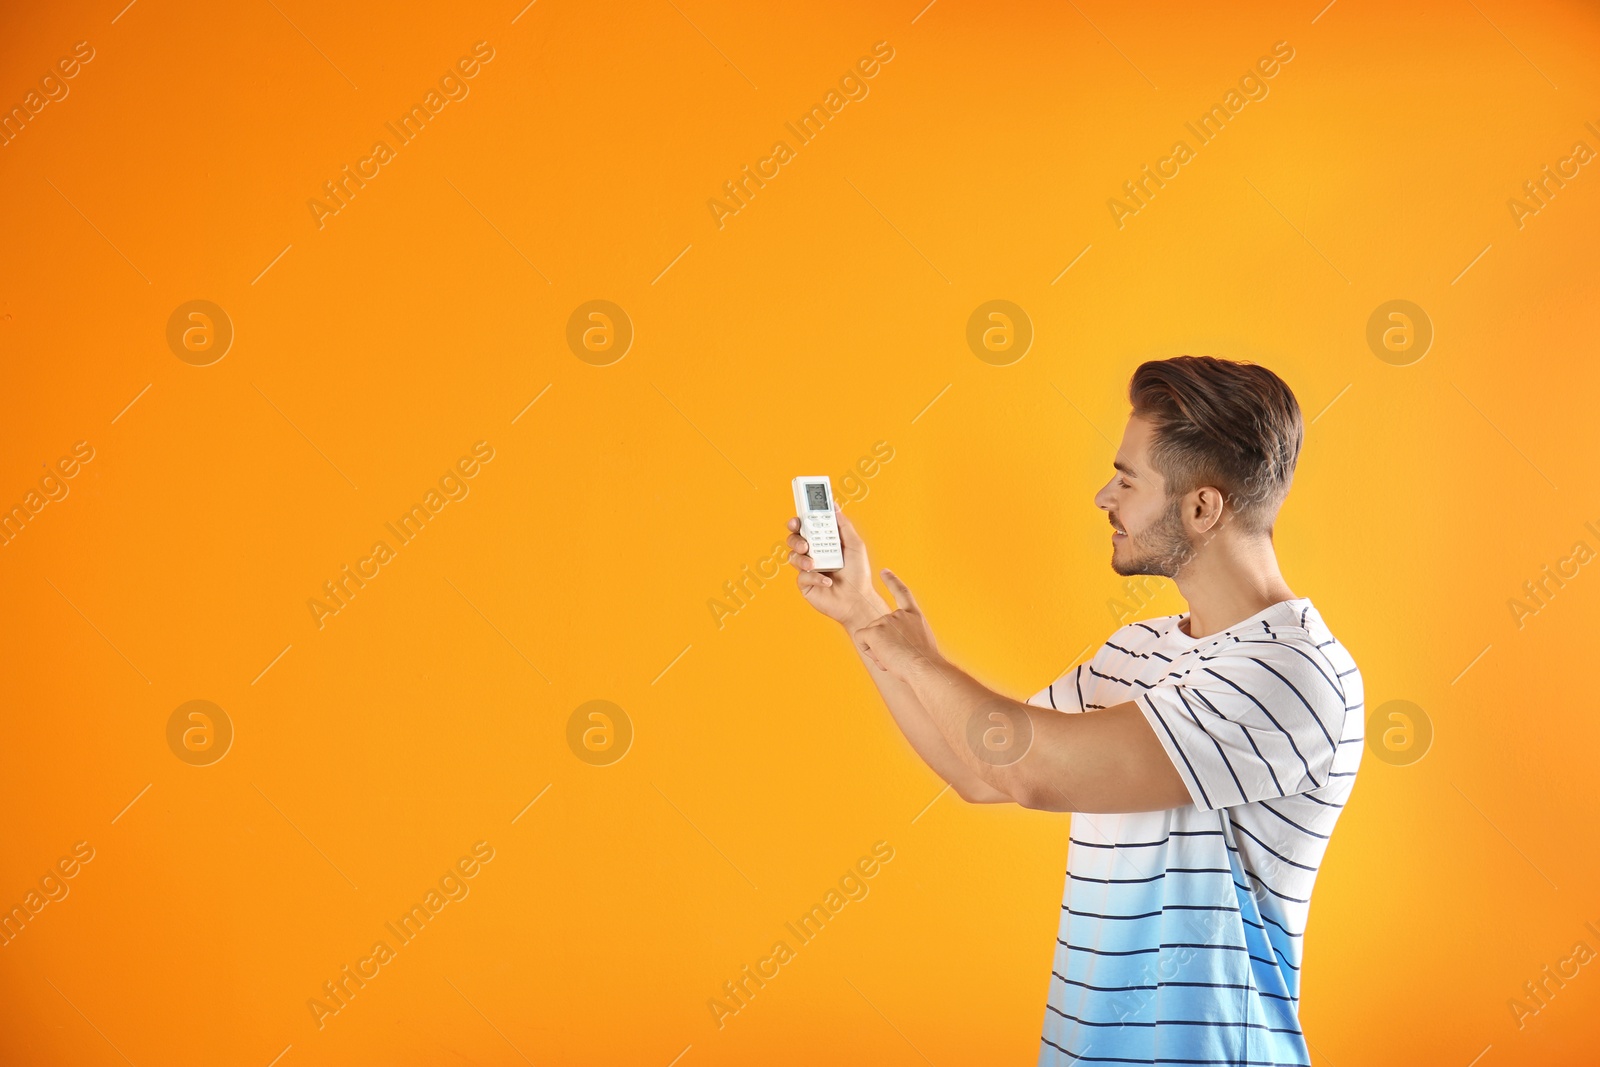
[{"left": 1111, "top": 494, "right": 1194, "bottom": 578}]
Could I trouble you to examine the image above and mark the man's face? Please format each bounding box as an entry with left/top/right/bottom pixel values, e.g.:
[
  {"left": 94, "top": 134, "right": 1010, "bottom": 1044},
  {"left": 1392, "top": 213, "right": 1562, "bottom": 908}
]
[{"left": 1093, "top": 415, "right": 1193, "bottom": 578}]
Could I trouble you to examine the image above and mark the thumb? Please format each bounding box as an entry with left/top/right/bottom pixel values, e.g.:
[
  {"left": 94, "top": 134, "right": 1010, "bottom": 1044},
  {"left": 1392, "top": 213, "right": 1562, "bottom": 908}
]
[{"left": 881, "top": 568, "right": 920, "bottom": 612}]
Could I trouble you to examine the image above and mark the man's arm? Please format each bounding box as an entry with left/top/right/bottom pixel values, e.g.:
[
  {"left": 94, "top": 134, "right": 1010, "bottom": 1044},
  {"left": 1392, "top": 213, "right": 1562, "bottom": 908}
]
[
  {"left": 786, "top": 512, "right": 1012, "bottom": 804},
  {"left": 853, "top": 573, "right": 1193, "bottom": 814},
  {"left": 838, "top": 599, "right": 1013, "bottom": 804}
]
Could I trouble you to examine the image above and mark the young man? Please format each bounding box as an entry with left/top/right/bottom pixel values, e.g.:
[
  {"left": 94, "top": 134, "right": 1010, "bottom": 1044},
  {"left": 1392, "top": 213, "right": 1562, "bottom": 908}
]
[{"left": 786, "top": 356, "right": 1361, "bottom": 1066}]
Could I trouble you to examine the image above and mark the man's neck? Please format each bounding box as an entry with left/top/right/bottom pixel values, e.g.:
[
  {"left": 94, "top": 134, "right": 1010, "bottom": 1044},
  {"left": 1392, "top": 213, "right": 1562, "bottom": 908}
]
[{"left": 1174, "top": 538, "right": 1296, "bottom": 640}]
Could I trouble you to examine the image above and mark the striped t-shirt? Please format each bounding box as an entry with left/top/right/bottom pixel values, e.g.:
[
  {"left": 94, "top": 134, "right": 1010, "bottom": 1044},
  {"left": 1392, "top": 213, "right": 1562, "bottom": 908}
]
[{"left": 1027, "top": 597, "right": 1362, "bottom": 1067}]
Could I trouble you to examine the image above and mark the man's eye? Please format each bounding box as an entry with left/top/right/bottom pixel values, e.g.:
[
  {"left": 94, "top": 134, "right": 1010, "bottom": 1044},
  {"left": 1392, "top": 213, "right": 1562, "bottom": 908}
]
[{"left": 1118, "top": 479, "right": 1132, "bottom": 489}]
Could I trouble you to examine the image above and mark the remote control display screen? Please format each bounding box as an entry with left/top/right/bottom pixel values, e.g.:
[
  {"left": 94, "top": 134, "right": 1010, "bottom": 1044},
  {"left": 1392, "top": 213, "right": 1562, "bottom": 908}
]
[{"left": 805, "top": 483, "right": 829, "bottom": 511}]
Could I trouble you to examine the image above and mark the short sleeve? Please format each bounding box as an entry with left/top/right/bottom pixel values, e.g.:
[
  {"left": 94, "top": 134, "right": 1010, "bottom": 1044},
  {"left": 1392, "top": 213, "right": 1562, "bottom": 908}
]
[
  {"left": 1136, "top": 640, "right": 1348, "bottom": 812},
  {"left": 1026, "top": 663, "right": 1088, "bottom": 715}
]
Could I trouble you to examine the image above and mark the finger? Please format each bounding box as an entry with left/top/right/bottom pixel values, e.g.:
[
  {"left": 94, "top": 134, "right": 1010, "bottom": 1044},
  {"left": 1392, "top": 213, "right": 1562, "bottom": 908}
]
[
  {"left": 797, "top": 570, "right": 833, "bottom": 593},
  {"left": 881, "top": 568, "right": 920, "bottom": 613},
  {"left": 788, "top": 551, "right": 814, "bottom": 572},
  {"left": 786, "top": 516, "right": 799, "bottom": 532},
  {"left": 835, "top": 508, "right": 865, "bottom": 549},
  {"left": 785, "top": 532, "right": 811, "bottom": 555}
]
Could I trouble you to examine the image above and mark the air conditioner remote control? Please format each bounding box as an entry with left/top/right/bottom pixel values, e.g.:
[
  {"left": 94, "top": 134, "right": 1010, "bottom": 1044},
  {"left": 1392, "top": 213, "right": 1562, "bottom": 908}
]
[{"left": 791, "top": 476, "right": 844, "bottom": 572}]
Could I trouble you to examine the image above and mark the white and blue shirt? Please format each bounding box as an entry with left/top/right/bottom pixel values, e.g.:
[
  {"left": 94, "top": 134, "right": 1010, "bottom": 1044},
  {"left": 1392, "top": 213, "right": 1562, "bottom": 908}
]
[{"left": 1027, "top": 597, "right": 1362, "bottom": 1066}]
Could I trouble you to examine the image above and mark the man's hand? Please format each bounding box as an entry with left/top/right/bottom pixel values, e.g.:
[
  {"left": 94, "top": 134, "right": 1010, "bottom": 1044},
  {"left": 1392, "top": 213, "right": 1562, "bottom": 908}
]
[
  {"left": 852, "top": 571, "right": 943, "bottom": 679},
  {"left": 786, "top": 508, "right": 887, "bottom": 628},
  {"left": 788, "top": 511, "right": 1013, "bottom": 805}
]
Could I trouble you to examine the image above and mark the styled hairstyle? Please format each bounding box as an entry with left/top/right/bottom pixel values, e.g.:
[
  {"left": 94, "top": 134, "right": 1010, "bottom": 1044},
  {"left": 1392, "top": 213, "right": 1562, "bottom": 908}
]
[{"left": 1128, "top": 355, "right": 1303, "bottom": 536}]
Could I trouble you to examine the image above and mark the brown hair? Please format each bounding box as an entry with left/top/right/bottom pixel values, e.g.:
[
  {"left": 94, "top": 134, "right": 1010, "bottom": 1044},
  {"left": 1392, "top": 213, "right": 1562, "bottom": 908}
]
[{"left": 1128, "top": 355, "right": 1303, "bottom": 536}]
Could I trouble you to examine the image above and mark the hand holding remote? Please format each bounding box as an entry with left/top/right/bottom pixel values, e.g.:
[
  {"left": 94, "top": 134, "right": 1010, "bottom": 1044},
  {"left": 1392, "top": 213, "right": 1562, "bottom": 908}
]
[{"left": 785, "top": 508, "right": 886, "bottom": 629}]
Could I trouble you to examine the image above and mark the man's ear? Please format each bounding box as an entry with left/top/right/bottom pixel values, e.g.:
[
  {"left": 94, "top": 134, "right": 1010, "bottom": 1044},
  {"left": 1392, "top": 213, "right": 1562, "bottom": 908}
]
[{"left": 1190, "top": 486, "right": 1227, "bottom": 533}]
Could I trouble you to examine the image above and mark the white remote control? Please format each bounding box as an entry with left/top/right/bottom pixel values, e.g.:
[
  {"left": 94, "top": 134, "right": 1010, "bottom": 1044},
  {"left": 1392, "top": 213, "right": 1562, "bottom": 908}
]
[{"left": 792, "top": 476, "right": 844, "bottom": 571}]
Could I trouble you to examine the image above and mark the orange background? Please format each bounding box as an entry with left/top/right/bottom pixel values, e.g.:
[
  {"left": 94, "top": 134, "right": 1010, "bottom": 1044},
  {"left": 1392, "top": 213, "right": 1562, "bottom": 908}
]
[{"left": 3, "top": 0, "right": 1599, "bottom": 1064}]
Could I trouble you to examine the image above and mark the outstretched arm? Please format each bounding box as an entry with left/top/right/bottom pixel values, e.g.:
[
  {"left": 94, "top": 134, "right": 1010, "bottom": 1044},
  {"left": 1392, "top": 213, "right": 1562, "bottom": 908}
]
[
  {"left": 853, "top": 573, "right": 1193, "bottom": 814},
  {"left": 786, "top": 511, "right": 1011, "bottom": 804},
  {"left": 840, "top": 600, "right": 1014, "bottom": 805}
]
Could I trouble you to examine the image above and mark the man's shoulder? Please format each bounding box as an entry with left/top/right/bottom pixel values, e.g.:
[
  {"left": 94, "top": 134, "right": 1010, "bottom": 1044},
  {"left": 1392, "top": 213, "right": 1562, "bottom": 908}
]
[
  {"left": 1193, "top": 606, "right": 1359, "bottom": 713},
  {"left": 1225, "top": 600, "right": 1357, "bottom": 669}
]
